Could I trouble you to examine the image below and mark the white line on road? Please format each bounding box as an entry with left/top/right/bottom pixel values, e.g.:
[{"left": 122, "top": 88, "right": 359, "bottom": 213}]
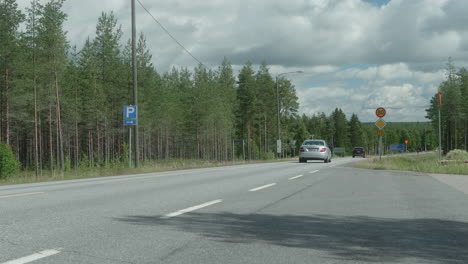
[
  {"left": 288, "top": 175, "right": 304, "bottom": 180},
  {"left": 2, "top": 249, "right": 61, "bottom": 264},
  {"left": 0, "top": 192, "right": 45, "bottom": 199},
  {"left": 309, "top": 170, "right": 319, "bottom": 174},
  {"left": 249, "top": 183, "right": 276, "bottom": 192},
  {"left": 329, "top": 164, "right": 337, "bottom": 167},
  {"left": 161, "top": 199, "right": 223, "bottom": 219}
]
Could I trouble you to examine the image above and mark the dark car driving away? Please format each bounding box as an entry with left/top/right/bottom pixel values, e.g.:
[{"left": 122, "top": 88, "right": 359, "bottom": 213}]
[{"left": 352, "top": 147, "right": 366, "bottom": 158}]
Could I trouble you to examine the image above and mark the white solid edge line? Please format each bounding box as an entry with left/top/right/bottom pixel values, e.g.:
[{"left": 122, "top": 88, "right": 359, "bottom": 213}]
[
  {"left": 309, "top": 170, "right": 319, "bottom": 174},
  {"left": 2, "top": 249, "right": 61, "bottom": 264},
  {"left": 288, "top": 175, "right": 304, "bottom": 180},
  {"left": 249, "top": 183, "right": 277, "bottom": 192},
  {"left": 161, "top": 199, "right": 222, "bottom": 219}
]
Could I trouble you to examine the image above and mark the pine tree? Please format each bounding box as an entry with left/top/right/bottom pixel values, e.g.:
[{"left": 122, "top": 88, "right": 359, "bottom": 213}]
[
  {"left": 236, "top": 62, "right": 257, "bottom": 160},
  {"left": 349, "top": 113, "right": 363, "bottom": 147},
  {"left": 0, "top": 0, "right": 25, "bottom": 145}
]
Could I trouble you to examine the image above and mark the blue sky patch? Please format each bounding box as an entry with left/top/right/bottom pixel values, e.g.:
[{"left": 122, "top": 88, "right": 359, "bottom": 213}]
[{"left": 362, "top": 0, "right": 391, "bottom": 7}]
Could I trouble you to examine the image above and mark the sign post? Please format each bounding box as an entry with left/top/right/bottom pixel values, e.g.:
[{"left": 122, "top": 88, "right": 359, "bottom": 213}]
[
  {"left": 128, "top": 127, "right": 132, "bottom": 168},
  {"left": 375, "top": 107, "right": 386, "bottom": 160},
  {"left": 376, "top": 107, "right": 386, "bottom": 118},
  {"left": 124, "top": 106, "right": 138, "bottom": 168},
  {"left": 404, "top": 139, "right": 409, "bottom": 152},
  {"left": 438, "top": 91, "right": 442, "bottom": 161}
]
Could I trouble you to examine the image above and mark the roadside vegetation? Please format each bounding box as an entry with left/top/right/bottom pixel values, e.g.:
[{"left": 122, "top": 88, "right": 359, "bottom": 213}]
[
  {"left": 0, "top": 158, "right": 294, "bottom": 186},
  {"left": 354, "top": 150, "right": 468, "bottom": 175}
]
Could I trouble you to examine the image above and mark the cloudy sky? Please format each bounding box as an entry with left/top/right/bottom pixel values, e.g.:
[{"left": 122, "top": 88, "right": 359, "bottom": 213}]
[{"left": 17, "top": 0, "right": 468, "bottom": 122}]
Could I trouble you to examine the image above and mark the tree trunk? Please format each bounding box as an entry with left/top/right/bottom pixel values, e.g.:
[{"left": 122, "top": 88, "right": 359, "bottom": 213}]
[
  {"left": 247, "top": 123, "right": 251, "bottom": 160},
  {"left": 264, "top": 115, "right": 267, "bottom": 153},
  {"left": 32, "top": 5, "right": 40, "bottom": 175},
  {"left": 96, "top": 121, "right": 100, "bottom": 164},
  {"left": 465, "top": 120, "right": 467, "bottom": 151},
  {"left": 165, "top": 127, "right": 169, "bottom": 159},
  {"left": 48, "top": 94, "right": 54, "bottom": 172},
  {"left": 5, "top": 69, "right": 10, "bottom": 145},
  {"left": 55, "top": 74, "right": 64, "bottom": 173},
  {"left": 34, "top": 60, "right": 40, "bottom": 177}
]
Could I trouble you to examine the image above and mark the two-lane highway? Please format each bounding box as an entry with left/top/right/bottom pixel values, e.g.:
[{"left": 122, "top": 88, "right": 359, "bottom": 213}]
[{"left": 1, "top": 157, "right": 468, "bottom": 263}]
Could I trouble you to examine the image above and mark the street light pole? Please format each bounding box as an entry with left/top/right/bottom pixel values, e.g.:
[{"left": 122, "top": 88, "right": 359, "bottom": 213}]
[
  {"left": 276, "top": 75, "right": 281, "bottom": 158},
  {"left": 131, "top": 0, "right": 139, "bottom": 167},
  {"left": 275, "top": 71, "right": 303, "bottom": 158},
  {"left": 438, "top": 91, "right": 442, "bottom": 161}
]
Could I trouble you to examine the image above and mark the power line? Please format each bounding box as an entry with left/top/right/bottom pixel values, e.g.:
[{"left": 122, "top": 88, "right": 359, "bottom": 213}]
[{"left": 136, "top": 0, "right": 206, "bottom": 67}]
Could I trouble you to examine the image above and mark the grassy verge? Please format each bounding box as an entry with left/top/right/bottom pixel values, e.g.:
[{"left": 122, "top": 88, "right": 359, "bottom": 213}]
[
  {"left": 354, "top": 153, "right": 468, "bottom": 175},
  {"left": 0, "top": 158, "right": 294, "bottom": 186}
]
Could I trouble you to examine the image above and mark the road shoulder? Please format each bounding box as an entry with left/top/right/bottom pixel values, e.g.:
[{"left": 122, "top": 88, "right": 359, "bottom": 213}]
[{"left": 430, "top": 173, "right": 468, "bottom": 195}]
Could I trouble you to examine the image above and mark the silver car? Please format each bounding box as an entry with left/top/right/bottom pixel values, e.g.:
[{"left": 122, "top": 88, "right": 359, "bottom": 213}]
[{"left": 299, "top": 139, "right": 332, "bottom": 163}]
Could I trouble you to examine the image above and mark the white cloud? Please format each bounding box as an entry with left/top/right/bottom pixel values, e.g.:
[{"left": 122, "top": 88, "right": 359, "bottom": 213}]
[{"left": 15, "top": 0, "right": 468, "bottom": 122}]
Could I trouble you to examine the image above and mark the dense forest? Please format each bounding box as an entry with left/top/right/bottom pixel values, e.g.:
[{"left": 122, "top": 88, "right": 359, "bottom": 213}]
[
  {"left": 0, "top": 0, "right": 437, "bottom": 177},
  {"left": 302, "top": 112, "right": 436, "bottom": 155},
  {"left": 426, "top": 58, "right": 468, "bottom": 154}
]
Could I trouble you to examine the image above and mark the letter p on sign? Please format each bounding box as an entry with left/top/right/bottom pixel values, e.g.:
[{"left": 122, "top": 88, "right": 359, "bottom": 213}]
[{"left": 124, "top": 105, "right": 137, "bottom": 119}]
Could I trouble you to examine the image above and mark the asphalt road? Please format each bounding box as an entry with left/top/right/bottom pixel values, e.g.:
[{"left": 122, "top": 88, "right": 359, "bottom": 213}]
[{"left": 1, "top": 157, "right": 468, "bottom": 264}]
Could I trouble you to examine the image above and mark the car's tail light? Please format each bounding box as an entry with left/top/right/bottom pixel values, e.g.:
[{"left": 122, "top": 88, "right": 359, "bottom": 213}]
[
  {"left": 320, "top": 147, "right": 327, "bottom": 152},
  {"left": 353, "top": 150, "right": 356, "bottom": 152},
  {"left": 362, "top": 150, "right": 365, "bottom": 152},
  {"left": 300, "top": 147, "right": 305, "bottom": 152}
]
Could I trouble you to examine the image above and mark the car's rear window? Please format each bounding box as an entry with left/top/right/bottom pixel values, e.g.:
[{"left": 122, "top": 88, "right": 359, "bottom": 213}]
[
  {"left": 354, "top": 148, "right": 364, "bottom": 151},
  {"left": 304, "top": 140, "right": 325, "bottom": 146}
]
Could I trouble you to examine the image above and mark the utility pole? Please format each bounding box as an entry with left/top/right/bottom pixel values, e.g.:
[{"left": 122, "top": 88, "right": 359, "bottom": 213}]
[
  {"left": 438, "top": 91, "right": 442, "bottom": 161},
  {"left": 276, "top": 76, "right": 281, "bottom": 158},
  {"left": 131, "top": 0, "right": 139, "bottom": 167}
]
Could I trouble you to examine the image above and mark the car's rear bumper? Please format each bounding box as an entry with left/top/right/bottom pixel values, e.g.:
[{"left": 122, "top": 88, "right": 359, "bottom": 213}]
[{"left": 299, "top": 152, "right": 328, "bottom": 160}]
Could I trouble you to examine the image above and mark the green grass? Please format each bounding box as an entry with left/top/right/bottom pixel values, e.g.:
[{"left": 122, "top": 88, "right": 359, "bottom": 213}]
[
  {"left": 354, "top": 153, "right": 468, "bottom": 175},
  {"left": 0, "top": 158, "right": 294, "bottom": 186}
]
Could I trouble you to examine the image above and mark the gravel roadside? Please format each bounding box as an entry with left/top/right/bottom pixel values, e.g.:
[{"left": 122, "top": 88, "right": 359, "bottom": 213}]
[{"left": 431, "top": 173, "right": 468, "bottom": 195}]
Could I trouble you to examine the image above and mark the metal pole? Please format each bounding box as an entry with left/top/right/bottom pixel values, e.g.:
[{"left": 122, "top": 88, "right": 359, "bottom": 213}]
[
  {"left": 438, "top": 108, "right": 442, "bottom": 160},
  {"left": 131, "top": 0, "right": 139, "bottom": 167},
  {"left": 129, "top": 127, "right": 132, "bottom": 168},
  {"left": 276, "top": 76, "right": 281, "bottom": 158},
  {"left": 379, "top": 135, "right": 382, "bottom": 160}
]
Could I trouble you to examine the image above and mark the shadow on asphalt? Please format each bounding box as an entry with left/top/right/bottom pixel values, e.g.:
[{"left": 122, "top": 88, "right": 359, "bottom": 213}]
[{"left": 115, "top": 213, "right": 468, "bottom": 263}]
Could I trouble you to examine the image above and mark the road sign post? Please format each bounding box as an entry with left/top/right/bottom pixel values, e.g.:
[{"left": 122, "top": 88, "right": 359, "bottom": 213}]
[
  {"left": 375, "top": 118, "right": 386, "bottom": 130},
  {"left": 276, "top": 140, "right": 282, "bottom": 157},
  {"left": 124, "top": 105, "right": 137, "bottom": 120},
  {"left": 376, "top": 107, "right": 386, "bottom": 118},
  {"left": 124, "top": 105, "right": 138, "bottom": 168},
  {"left": 438, "top": 91, "right": 442, "bottom": 161},
  {"left": 128, "top": 127, "right": 132, "bottom": 168},
  {"left": 375, "top": 107, "right": 386, "bottom": 160}
]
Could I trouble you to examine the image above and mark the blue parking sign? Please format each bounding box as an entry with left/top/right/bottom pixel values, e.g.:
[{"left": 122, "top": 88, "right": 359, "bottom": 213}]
[{"left": 124, "top": 105, "right": 137, "bottom": 119}]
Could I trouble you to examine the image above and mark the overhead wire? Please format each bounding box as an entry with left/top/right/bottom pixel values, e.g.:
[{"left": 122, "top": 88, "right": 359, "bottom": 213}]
[{"left": 136, "top": 0, "right": 207, "bottom": 68}]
